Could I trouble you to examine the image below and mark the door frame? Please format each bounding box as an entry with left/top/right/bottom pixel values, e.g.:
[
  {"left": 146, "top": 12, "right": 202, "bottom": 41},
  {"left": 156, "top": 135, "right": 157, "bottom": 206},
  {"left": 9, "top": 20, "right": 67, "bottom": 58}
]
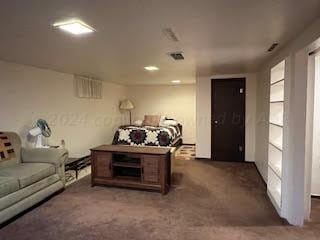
[{"left": 211, "top": 78, "right": 246, "bottom": 161}]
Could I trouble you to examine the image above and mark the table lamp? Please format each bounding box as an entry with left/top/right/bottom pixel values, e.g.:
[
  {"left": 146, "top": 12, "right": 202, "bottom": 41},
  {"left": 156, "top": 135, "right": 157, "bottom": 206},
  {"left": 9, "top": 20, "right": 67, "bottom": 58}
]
[{"left": 119, "top": 99, "right": 134, "bottom": 124}]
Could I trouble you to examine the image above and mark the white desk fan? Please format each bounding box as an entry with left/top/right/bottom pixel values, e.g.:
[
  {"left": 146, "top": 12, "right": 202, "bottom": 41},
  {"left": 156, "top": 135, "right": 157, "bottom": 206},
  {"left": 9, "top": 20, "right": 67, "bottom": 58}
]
[{"left": 29, "top": 119, "right": 51, "bottom": 148}]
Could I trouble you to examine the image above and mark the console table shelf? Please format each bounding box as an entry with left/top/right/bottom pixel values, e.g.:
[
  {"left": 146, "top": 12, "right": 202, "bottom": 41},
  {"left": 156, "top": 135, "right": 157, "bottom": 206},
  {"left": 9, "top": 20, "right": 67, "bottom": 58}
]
[{"left": 112, "top": 162, "right": 141, "bottom": 168}]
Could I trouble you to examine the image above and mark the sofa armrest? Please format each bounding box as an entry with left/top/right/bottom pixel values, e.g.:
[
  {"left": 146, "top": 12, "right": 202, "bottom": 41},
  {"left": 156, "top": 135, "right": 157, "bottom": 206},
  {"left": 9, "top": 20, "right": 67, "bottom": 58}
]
[{"left": 21, "top": 147, "right": 68, "bottom": 167}]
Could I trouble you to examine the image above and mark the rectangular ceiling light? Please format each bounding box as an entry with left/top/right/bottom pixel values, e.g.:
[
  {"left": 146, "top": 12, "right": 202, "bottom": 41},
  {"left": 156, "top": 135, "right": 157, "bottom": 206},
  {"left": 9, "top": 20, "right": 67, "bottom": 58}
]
[
  {"left": 144, "top": 66, "right": 159, "bottom": 71},
  {"left": 53, "top": 20, "right": 95, "bottom": 35},
  {"left": 171, "top": 80, "right": 181, "bottom": 84}
]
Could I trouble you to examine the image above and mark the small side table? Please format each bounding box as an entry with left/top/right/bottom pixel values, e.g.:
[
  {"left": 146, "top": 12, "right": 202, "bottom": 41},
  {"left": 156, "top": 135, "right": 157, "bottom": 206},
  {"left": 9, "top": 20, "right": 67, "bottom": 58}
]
[{"left": 65, "top": 156, "right": 91, "bottom": 180}]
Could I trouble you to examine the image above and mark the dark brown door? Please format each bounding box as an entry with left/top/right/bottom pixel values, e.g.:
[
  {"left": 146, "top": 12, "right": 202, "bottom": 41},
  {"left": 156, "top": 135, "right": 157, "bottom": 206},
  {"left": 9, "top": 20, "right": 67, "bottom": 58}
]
[{"left": 211, "top": 78, "right": 245, "bottom": 161}]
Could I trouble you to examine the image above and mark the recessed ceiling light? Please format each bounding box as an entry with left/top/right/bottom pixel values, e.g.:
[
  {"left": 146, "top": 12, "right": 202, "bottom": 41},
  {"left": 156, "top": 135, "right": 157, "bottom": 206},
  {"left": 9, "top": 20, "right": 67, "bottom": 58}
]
[
  {"left": 53, "top": 20, "right": 95, "bottom": 35},
  {"left": 144, "top": 66, "right": 159, "bottom": 71},
  {"left": 171, "top": 80, "right": 181, "bottom": 84}
]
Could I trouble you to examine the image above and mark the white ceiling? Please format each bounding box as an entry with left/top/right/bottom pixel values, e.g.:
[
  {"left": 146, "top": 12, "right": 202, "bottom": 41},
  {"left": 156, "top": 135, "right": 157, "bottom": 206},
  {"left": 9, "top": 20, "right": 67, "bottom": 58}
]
[{"left": 0, "top": 0, "right": 320, "bottom": 85}]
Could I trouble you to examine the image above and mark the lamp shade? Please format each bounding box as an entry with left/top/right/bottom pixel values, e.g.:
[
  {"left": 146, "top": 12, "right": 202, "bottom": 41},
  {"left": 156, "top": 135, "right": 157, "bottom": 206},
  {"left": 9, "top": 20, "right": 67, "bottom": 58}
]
[{"left": 119, "top": 99, "right": 134, "bottom": 110}]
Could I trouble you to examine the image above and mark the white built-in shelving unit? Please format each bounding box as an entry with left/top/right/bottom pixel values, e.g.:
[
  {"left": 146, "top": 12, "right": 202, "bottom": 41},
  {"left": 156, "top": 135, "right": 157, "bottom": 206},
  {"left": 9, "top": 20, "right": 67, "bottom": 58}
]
[{"left": 268, "top": 60, "right": 285, "bottom": 212}]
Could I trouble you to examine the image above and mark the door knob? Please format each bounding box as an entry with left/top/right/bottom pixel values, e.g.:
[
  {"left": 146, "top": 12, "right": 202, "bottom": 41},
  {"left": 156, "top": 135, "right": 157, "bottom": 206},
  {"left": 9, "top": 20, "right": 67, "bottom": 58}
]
[{"left": 214, "top": 120, "right": 218, "bottom": 124}]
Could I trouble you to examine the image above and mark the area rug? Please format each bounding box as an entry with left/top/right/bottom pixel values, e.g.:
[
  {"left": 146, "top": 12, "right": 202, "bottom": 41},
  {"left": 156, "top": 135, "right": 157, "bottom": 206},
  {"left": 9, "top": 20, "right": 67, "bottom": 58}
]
[{"left": 175, "top": 145, "right": 196, "bottom": 160}]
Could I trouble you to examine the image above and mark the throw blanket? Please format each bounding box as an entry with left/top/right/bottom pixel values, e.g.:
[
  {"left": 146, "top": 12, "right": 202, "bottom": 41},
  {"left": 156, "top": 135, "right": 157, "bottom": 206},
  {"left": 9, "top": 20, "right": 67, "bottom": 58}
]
[
  {"left": 0, "top": 132, "right": 15, "bottom": 161},
  {"left": 113, "top": 125, "right": 181, "bottom": 147}
]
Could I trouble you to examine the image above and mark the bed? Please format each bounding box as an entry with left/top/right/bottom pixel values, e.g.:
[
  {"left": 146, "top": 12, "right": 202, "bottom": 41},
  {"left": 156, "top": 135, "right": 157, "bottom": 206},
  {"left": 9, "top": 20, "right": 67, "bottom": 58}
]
[{"left": 112, "top": 124, "right": 182, "bottom": 147}]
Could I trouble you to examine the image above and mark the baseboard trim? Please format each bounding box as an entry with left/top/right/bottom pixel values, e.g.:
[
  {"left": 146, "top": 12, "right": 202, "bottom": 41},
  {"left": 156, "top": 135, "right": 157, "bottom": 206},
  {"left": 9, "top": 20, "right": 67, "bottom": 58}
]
[
  {"left": 195, "top": 157, "right": 211, "bottom": 161},
  {"left": 195, "top": 158, "right": 256, "bottom": 163}
]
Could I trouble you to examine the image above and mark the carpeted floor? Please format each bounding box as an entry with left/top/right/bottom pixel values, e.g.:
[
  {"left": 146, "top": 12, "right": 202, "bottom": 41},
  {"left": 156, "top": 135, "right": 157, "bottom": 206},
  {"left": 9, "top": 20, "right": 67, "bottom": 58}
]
[
  {"left": 1, "top": 158, "right": 320, "bottom": 240},
  {"left": 311, "top": 198, "right": 320, "bottom": 223}
]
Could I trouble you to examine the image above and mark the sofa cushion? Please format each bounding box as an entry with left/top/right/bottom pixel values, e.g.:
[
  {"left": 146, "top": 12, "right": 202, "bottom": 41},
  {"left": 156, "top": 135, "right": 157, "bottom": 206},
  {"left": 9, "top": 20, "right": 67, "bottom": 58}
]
[
  {"left": 0, "top": 163, "right": 55, "bottom": 189},
  {"left": 0, "top": 174, "right": 60, "bottom": 211},
  {"left": 0, "top": 176, "right": 19, "bottom": 198}
]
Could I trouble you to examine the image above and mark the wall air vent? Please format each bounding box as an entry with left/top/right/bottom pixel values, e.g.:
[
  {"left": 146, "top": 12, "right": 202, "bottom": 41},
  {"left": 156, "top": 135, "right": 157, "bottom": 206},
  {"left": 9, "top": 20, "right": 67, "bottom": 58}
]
[
  {"left": 163, "top": 28, "right": 179, "bottom": 42},
  {"left": 268, "top": 43, "right": 279, "bottom": 52},
  {"left": 169, "top": 52, "right": 185, "bottom": 60}
]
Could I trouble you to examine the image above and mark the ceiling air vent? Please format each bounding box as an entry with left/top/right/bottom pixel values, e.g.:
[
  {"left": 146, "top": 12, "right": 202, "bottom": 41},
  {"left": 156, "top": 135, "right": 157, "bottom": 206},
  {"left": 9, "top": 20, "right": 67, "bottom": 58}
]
[
  {"left": 268, "top": 43, "right": 279, "bottom": 52},
  {"left": 162, "top": 28, "right": 179, "bottom": 42},
  {"left": 169, "top": 52, "right": 185, "bottom": 60}
]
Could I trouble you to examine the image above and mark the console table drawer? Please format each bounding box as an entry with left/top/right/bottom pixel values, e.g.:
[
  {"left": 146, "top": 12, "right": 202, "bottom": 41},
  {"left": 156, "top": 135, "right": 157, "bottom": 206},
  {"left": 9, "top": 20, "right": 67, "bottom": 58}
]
[
  {"left": 93, "top": 152, "right": 112, "bottom": 178},
  {"left": 142, "top": 155, "right": 160, "bottom": 183}
]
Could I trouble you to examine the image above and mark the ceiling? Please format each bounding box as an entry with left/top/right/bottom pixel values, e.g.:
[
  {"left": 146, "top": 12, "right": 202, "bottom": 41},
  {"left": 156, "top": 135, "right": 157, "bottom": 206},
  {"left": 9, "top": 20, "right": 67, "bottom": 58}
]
[{"left": 0, "top": 0, "right": 320, "bottom": 85}]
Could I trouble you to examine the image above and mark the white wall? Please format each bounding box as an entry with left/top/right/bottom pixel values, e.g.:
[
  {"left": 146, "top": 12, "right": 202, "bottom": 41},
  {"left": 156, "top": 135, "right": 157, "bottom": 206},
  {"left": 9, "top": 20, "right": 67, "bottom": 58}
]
[
  {"left": 255, "top": 16, "right": 320, "bottom": 183},
  {"left": 196, "top": 73, "right": 257, "bottom": 162},
  {"left": 311, "top": 54, "right": 320, "bottom": 196},
  {"left": 126, "top": 84, "right": 196, "bottom": 144},
  {"left": 0, "top": 61, "right": 127, "bottom": 157},
  {"left": 255, "top": 16, "right": 320, "bottom": 225},
  {"left": 196, "top": 77, "right": 212, "bottom": 158}
]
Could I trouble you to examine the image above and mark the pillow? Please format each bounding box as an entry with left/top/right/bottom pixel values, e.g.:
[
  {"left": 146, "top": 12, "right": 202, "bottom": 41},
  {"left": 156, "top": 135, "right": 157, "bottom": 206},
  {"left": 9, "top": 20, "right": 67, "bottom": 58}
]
[
  {"left": 162, "top": 120, "right": 178, "bottom": 126},
  {"left": 134, "top": 120, "right": 143, "bottom": 126},
  {"left": 0, "top": 133, "right": 16, "bottom": 162},
  {"left": 159, "top": 115, "right": 166, "bottom": 126},
  {"left": 143, "top": 115, "right": 161, "bottom": 127}
]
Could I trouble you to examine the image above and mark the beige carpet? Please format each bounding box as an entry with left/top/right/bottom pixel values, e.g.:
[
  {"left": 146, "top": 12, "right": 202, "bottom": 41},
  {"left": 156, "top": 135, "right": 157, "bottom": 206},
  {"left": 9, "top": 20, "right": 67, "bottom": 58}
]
[
  {"left": 1, "top": 158, "right": 320, "bottom": 240},
  {"left": 311, "top": 198, "right": 320, "bottom": 223}
]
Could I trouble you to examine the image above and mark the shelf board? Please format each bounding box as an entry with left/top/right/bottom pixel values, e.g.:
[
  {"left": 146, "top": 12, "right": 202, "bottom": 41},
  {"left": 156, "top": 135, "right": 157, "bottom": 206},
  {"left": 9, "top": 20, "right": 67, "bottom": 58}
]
[
  {"left": 267, "top": 167, "right": 282, "bottom": 209},
  {"left": 270, "top": 78, "right": 284, "bottom": 86},
  {"left": 270, "top": 96, "right": 284, "bottom": 103},
  {"left": 269, "top": 122, "right": 283, "bottom": 128},
  {"left": 268, "top": 164, "right": 282, "bottom": 179},
  {"left": 113, "top": 175, "right": 141, "bottom": 182},
  {"left": 269, "top": 141, "right": 283, "bottom": 151},
  {"left": 268, "top": 143, "right": 282, "bottom": 178},
  {"left": 113, "top": 162, "right": 141, "bottom": 168}
]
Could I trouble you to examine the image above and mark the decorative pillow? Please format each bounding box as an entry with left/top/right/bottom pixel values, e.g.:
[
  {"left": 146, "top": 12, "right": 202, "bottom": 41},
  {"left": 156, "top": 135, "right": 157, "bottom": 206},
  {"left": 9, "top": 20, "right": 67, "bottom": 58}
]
[
  {"left": 134, "top": 120, "right": 143, "bottom": 126},
  {"left": 159, "top": 115, "right": 166, "bottom": 126},
  {"left": 0, "top": 133, "right": 15, "bottom": 162},
  {"left": 143, "top": 115, "right": 161, "bottom": 127},
  {"left": 162, "top": 120, "right": 178, "bottom": 126}
]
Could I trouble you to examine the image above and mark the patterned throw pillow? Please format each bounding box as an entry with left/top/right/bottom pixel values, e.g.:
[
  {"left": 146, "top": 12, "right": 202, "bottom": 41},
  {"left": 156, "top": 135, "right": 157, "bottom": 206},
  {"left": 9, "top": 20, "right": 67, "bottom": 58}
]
[
  {"left": 143, "top": 115, "right": 161, "bottom": 127},
  {"left": 0, "top": 133, "right": 15, "bottom": 162}
]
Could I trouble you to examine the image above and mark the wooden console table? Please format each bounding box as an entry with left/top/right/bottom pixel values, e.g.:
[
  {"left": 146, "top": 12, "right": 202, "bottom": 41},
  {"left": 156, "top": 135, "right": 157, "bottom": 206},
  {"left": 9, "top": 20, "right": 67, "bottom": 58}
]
[{"left": 90, "top": 145, "right": 171, "bottom": 194}]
